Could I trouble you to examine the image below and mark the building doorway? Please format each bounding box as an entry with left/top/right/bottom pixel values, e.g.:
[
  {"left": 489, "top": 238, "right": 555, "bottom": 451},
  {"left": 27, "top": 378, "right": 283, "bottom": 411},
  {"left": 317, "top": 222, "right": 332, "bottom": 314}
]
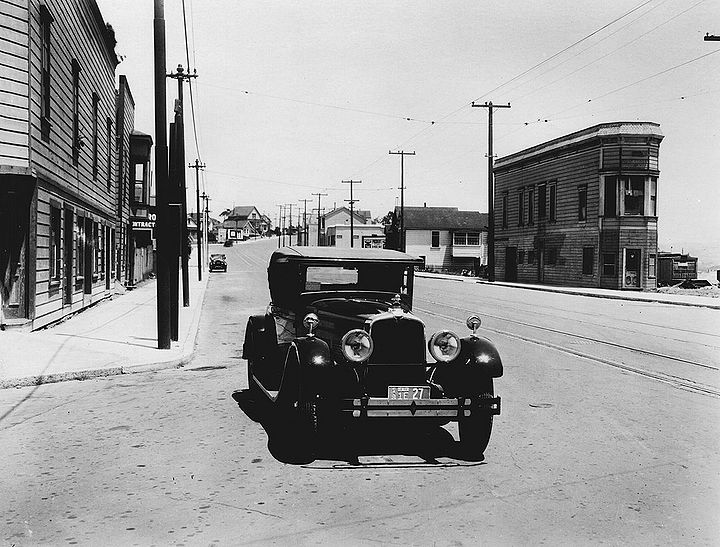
[
  {"left": 624, "top": 248, "right": 641, "bottom": 288},
  {"left": 0, "top": 187, "right": 31, "bottom": 320}
]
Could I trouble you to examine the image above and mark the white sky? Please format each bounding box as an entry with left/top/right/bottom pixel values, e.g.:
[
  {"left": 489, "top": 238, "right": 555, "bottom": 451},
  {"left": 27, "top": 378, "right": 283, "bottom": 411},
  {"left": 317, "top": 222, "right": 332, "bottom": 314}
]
[{"left": 97, "top": 0, "right": 720, "bottom": 265}]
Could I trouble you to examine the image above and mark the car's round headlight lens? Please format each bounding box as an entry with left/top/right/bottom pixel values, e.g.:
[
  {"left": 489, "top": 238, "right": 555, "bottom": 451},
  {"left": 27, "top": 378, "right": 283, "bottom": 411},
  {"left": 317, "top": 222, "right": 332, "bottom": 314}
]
[
  {"left": 341, "top": 329, "right": 373, "bottom": 363},
  {"left": 428, "top": 330, "right": 461, "bottom": 362}
]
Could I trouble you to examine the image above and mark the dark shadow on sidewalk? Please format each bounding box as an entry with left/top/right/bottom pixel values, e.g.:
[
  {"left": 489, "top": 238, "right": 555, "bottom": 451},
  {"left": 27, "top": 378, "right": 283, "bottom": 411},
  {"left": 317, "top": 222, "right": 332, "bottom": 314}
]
[{"left": 231, "top": 389, "right": 484, "bottom": 466}]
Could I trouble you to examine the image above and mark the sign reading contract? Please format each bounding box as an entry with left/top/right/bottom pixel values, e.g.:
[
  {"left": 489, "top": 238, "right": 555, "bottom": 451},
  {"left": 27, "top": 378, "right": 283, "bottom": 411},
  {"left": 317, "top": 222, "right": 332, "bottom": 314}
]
[{"left": 132, "top": 213, "right": 156, "bottom": 229}]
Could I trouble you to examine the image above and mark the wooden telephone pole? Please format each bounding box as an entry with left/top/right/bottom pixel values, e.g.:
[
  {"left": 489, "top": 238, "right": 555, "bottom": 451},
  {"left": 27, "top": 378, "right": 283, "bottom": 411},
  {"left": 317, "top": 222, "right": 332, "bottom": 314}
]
[
  {"left": 389, "top": 150, "right": 415, "bottom": 252},
  {"left": 312, "top": 192, "right": 328, "bottom": 246},
  {"left": 472, "top": 101, "right": 510, "bottom": 282},
  {"left": 342, "top": 180, "right": 361, "bottom": 248}
]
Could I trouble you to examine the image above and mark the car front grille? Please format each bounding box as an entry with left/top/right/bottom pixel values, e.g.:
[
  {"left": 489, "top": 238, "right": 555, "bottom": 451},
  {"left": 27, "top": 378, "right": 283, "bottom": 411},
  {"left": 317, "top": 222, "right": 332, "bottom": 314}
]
[{"left": 368, "top": 316, "right": 425, "bottom": 364}]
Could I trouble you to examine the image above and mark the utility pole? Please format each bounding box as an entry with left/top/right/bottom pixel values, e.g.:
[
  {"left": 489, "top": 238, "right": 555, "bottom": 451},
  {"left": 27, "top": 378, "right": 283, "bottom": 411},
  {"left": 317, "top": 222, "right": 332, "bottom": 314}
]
[
  {"left": 342, "top": 180, "right": 361, "bottom": 248},
  {"left": 284, "top": 203, "right": 294, "bottom": 246},
  {"left": 312, "top": 192, "right": 328, "bottom": 246},
  {"left": 276, "top": 204, "right": 283, "bottom": 248},
  {"left": 472, "top": 101, "right": 510, "bottom": 282},
  {"left": 153, "top": 0, "right": 171, "bottom": 349},
  {"left": 389, "top": 150, "right": 415, "bottom": 252},
  {"left": 299, "top": 198, "right": 311, "bottom": 246},
  {"left": 201, "top": 192, "right": 210, "bottom": 263},
  {"left": 189, "top": 159, "right": 205, "bottom": 280},
  {"left": 168, "top": 64, "right": 196, "bottom": 308}
]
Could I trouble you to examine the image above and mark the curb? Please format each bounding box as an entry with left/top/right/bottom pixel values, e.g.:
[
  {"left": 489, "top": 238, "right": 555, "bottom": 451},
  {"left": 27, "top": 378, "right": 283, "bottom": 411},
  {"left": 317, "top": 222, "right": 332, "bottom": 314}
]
[
  {"left": 0, "top": 279, "right": 209, "bottom": 390},
  {"left": 416, "top": 271, "right": 720, "bottom": 310}
]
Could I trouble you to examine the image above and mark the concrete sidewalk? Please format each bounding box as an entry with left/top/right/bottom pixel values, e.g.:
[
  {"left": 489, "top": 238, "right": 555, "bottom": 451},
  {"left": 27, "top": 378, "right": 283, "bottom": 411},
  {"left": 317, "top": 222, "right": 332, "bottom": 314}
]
[
  {"left": 0, "top": 275, "right": 208, "bottom": 389},
  {"left": 417, "top": 271, "right": 720, "bottom": 310}
]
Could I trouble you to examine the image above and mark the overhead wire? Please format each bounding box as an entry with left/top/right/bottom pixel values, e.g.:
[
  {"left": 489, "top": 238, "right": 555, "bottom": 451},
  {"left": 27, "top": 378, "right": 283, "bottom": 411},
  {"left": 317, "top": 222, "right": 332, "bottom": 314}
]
[
  {"left": 182, "top": 0, "right": 202, "bottom": 164},
  {"left": 346, "top": 0, "right": 657, "bottom": 183}
]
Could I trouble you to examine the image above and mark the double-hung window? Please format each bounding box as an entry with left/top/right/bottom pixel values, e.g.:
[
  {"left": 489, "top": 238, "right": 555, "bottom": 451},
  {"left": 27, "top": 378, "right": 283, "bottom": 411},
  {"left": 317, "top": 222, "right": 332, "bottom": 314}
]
[
  {"left": 40, "top": 6, "right": 53, "bottom": 141},
  {"left": 431, "top": 231, "right": 440, "bottom": 248},
  {"left": 71, "top": 60, "right": 81, "bottom": 165}
]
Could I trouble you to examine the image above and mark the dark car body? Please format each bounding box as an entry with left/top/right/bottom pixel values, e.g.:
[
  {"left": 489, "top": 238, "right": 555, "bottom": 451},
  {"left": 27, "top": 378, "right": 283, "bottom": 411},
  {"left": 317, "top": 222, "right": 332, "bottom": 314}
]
[
  {"left": 209, "top": 253, "right": 227, "bottom": 272},
  {"left": 242, "top": 246, "right": 502, "bottom": 460}
]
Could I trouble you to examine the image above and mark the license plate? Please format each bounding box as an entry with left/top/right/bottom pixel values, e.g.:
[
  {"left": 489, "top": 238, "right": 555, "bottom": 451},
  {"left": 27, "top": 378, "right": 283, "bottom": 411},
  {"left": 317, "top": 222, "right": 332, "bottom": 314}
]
[{"left": 388, "top": 386, "right": 430, "bottom": 400}]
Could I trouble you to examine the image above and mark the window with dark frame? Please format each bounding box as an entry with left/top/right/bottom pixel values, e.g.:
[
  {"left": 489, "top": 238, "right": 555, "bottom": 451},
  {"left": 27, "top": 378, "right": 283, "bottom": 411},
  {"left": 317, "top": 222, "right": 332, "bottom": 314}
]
[
  {"left": 431, "top": 231, "right": 440, "bottom": 248},
  {"left": 517, "top": 189, "right": 524, "bottom": 226},
  {"left": 602, "top": 253, "right": 616, "bottom": 276},
  {"left": 91, "top": 93, "right": 99, "bottom": 179},
  {"left": 106, "top": 117, "right": 113, "bottom": 189},
  {"left": 549, "top": 182, "right": 556, "bottom": 221},
  {"left": 75, "top": 214, "right": 84, "bottom": 288},
  {"left": 40, "top": 5, "right": 53, "bottom": 141},
  {"left": 528, "top": 250, "right": 535, "bottom": 264},
  {"left": 518, "top": 250, "right": 525, "bottom": 264},
  {"left": 547, "top": 248, "right": 557, "bottom": 265},
  {"left": 71, "top": 59, "right": 81, "bottom": 165},
  {"left": 538, "top": 183, "right": 547, "bottom": 220},
  {"left": 623, "top": 175, "right": 645, "bottom": 215},
  {"left": 527, "top": 187, "right": 534, "bottom": 225},
  {"left": 649, "top": 177, "right": 657, "bottom": 217},
  {"left": 49, "top": 205, "right": 61, "bottom": 286},
  {"left": 582, "top": 246, "right": 594, "bottom": 275},
  {"left": 501, "top": 192, "right": 508, "bottom": 229},
  {"left": 578, "top": 185, "right": 587, "bottom": 221},
  {"left": 604, "top": 176, "right": 617, "bottom": 217}
]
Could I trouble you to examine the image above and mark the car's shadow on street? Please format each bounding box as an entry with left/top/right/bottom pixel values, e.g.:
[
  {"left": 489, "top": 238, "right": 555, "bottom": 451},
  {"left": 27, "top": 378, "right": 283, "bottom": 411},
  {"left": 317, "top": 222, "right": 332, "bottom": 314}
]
[{"left": 231, "top": 389, "right": 484, "bottom": 466}]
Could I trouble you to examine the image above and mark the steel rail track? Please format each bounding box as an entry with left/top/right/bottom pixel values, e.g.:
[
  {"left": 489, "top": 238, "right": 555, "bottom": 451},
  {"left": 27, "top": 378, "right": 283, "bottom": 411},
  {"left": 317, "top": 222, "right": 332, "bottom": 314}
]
[{"left": 415, "top": 305, "right": 720, "bottom": 398}]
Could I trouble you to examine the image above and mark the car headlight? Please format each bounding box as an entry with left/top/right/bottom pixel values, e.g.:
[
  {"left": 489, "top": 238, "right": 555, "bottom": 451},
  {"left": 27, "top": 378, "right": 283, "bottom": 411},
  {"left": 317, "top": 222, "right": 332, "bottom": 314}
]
[
  {"left": 428, "top": 330, "right": 461, "bottom": 363},
  {"left": 341, "top": 329, "right": 373, "bottom": 363}
]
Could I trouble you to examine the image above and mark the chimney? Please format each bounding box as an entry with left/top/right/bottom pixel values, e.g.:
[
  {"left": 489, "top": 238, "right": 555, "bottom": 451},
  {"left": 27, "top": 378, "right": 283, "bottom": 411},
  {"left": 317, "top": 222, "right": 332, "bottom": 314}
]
[{"left": 424, "top": 202, "right": 427, "bottom": 207}]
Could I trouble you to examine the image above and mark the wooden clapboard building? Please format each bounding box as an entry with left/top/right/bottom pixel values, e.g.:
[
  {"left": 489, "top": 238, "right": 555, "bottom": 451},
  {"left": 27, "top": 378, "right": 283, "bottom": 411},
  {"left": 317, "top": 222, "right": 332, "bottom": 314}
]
[
  {"left": 493, "top": 122, "right": 663, "bottom": 290},
  {"left": 0, "top": 0, "right": 128, "bottom": 329}
]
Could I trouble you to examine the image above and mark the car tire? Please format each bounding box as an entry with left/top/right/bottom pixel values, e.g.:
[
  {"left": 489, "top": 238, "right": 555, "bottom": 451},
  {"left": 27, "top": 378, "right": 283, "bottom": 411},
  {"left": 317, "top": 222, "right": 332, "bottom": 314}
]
[{"left": 458, "top": 381, "right": 494, "bottom": 460}]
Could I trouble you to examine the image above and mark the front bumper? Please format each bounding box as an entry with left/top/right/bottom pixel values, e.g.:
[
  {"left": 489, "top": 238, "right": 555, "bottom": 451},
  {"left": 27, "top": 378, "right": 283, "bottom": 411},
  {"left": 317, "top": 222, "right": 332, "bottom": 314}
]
[{"left": 339, "top": 396, "right": 501, "bottom": 419}]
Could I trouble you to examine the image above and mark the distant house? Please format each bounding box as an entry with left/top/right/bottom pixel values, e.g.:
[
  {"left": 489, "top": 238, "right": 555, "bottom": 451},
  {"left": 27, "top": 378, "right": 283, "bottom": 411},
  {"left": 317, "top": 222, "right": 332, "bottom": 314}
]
[
  {"left": 326, "top": 224, "right": 385, "bottom": 248},
  {"left": 389, "top": 206, "right": 488, "bottom": 273},
  {"left": 219, "top": 205, "right": 268, "bottom": 241},
  {"left": 323, "top": 207, "right": 369, "bottom": 229},
  {"left": 188, "top": 213, "right": 220, "bottom": 243}
]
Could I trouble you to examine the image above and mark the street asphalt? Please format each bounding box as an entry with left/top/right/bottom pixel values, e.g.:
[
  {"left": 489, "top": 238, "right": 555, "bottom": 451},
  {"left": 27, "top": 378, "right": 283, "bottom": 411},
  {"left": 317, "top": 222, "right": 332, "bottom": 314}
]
[{"left": 0, "top": 243, "right": 717, "bottom": 390}]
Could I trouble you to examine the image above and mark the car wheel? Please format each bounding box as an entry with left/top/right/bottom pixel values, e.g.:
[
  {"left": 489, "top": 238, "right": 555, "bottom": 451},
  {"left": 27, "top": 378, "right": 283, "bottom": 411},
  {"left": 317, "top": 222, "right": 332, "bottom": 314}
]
[{"left": 458, "top": 381, "right": 494, "bottom": 460}]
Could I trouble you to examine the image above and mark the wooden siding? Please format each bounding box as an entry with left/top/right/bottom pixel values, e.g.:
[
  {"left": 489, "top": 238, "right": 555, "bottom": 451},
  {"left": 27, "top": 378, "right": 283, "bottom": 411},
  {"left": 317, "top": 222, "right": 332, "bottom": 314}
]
[
  {"left": 32, "top": 184, "right": 113, "bottom": 329},
  {"left": 494, "top": 131, "right": 661, "bottom": 289},
  {"left": 0, "top": 0, "right": 30, "bottom": 166},
  {"left": 26, "top": 0, "right": 117, "bottom": 215}
]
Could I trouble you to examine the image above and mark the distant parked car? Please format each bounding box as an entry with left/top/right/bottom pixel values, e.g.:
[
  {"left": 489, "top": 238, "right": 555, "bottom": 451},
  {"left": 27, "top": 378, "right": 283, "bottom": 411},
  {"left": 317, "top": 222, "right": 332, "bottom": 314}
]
[
  {"left": 242, "top": 246, "right": 503, "bottom": 461},
  {"left": 209, "top": 254, "right": 227, "bottom": 272},
  {"left": 223, "top": 239, "right": 234, "bottom": 247}
]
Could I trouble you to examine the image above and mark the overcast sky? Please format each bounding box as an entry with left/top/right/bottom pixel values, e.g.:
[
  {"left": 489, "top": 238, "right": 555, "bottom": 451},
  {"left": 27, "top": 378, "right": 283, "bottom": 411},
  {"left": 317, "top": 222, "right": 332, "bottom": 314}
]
[{"left": 97, "top": 0, "right": 720, "bottom": 263}]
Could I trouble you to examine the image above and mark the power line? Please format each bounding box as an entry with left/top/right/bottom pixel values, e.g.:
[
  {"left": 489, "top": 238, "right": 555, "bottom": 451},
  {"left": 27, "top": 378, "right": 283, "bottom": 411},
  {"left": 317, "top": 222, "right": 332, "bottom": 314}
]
[
  {"left": 200, "top": 81, "right": 436, "bottom": 125},
  {"left": 544, "top": 49, "right": 720, "bottom": 121},
  {"left": 508, "top": 0, "right": 706, "bottom": 105},
  {"left": 181, "top": 0, "right": 202, "bottom": 162}
]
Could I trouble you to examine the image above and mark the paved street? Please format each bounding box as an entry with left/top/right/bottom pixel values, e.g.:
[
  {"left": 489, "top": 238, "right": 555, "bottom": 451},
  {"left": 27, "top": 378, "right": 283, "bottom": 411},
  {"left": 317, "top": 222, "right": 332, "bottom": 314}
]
[{"left": 2, "top": 238, "right": 719, "bottom": 545}]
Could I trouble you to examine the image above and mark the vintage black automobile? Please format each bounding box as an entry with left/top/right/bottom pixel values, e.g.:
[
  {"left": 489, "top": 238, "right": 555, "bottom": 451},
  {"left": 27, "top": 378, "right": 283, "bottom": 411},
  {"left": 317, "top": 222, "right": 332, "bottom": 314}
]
[
  {"left": 209, "top": 253, "right": 227, "bottom": 272},
  {"left": 242, "top": 247, "right": 502, "bottom": 459}
]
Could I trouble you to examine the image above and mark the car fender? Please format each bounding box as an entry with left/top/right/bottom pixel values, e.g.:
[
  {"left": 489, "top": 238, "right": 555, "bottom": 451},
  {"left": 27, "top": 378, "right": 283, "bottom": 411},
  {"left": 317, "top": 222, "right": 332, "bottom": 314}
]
[
  {"left": 242, "top": 314, "right": 276, "bottom": 361},
  {"left": 460, "top": 335, "right": 503, "bottom": 378},
  {"left": 277, "top": 337, "right": 359, "bottom": 403}
]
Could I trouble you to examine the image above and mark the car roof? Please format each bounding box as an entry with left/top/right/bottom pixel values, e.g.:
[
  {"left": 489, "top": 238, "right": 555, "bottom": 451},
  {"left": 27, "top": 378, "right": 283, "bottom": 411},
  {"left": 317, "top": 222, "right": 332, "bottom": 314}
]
[{"left": 270, "top": 246, "right": 422, "bottom": 265}]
